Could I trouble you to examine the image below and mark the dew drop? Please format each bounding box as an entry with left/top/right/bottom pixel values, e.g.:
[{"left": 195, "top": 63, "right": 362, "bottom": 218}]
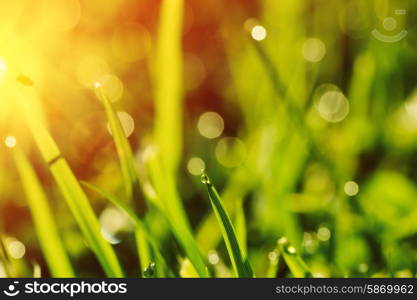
[
  {"left": 143, "top": 262, "right": 156, "bottom": 278},
  {"left": 200, "top": 173, "right": 211, "bottom": 185},
  {"left": 278, "top": 237, "right": 297, "bottom": 255},
  {"left": 287, "top": 246, "right": 297, "bottom": 254}
]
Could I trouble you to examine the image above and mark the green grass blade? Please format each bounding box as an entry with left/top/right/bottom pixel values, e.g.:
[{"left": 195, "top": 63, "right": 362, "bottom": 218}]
[
  {"left": 179, "top": 258, "right": 199, "bottom": 278},
  {"left": 95, "top": 85, "right": 156, "bottom": 273},
  {"left": 81, "top": 181, "right": 151, "bottom": 268},
  {"left": 13, "top": 147, "right": 74, "bottom": 277},
  {"left": 135, "top": 229, "right": 151, "bottom": 275},
  {"left": 15, "top": 79, "right": 124, "bottom": 277},
  {"left": 82, "top": 181, "right": 141, "bottom": 228},
  {"left": 151, "top": 0, "right": 209, "bottom": 277},
  {"left": 266, "top": 248, "right": 280, "bottom": 278},
  {"left": 234, "top": 198, "right": 247, "bottom": 254},
  {"left": 50, "top": 160, "right": 124, "bottom": 277},
  {"left": 154, "top": 0, "right": 184, "bottom": 172},
  {"left": 196, "top": 168, "right": 254, "bottom": 253},
  {"left": 201, "top": 173, "right": 253, "bottom": 278},
  {"left": 96, "top": 86, "right": 141, "bottom": 208},
  {"left": 81, "top": 181, "right": 170, "bottom": 277},
  {"left": 278, "top": 237, "right": 312, "bottom": 278},
  {"left": 145, "top": 151, "right": 209, "bottom": 277}
]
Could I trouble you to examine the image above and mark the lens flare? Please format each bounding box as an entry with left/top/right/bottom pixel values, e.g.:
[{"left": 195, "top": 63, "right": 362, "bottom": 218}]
[
  {"left": 4, "top": 136, "right": 17, "bottom": 148},
  {"left": 0, "top": 58, "right": 6, "bottom": 83},
  {"left": 187, "top": 157, "right": 205, "bottom": 175},
  {"left": 251, "top": 25, "right": 267, "bottom": 41},
  {"left": 198, "top": 112, "right": 224, "bottom": 139}
]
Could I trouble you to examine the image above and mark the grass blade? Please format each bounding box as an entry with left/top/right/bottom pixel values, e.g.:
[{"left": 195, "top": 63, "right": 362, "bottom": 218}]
[
  {"left": 234, "top": 198, "right": 247, "bottom": 254},
  {"left": 201, "top": 173, "right": 253, "bottom": 278},
  {"left": 95, "top": 84, "right": 156, "bottom": 274},
  {"left": 150, "top": 0, "right": 209, "bottom": 277},
  {"left": 154, "top": 0, "right": 184, "bottom": 172},
  {"left": 145, "top": 150, "right": 209, "bottom": 277},
  {"left": 196, "top": 168, "right": 254, "bottom": 253},
  {"left": 81, "top": 181, "right": 171, "bottom": 277},
  {"left": 266, "top": 248, "right": 280, "bottom": 278},
  {"left": 179, "top": 258, "right": 199, "bottom": 278},
  {"left": 95, "top": 86, "right": 141, "bottom": 208},
  {"left": 13, "top": 147, "right": 74, "bottom": 277},
  {"left": 278, "top": 237, "right": 312, "bottom": 278},
  {"left": 81, "top": 181, "right": 151, "bottom": 268},
  {"left": 15, "top": 78, "right": 124, "bottom": 277}
]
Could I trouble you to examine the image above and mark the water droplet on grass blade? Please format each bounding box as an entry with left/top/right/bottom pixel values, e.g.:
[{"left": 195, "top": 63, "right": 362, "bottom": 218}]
[
  {"left": 143, "top": 262, "right": 156, "bottom": 278},
  {"left": 201, "top": 173, "right": 211, "bottom": 185},
  {"left": 278, "top": 237, "right": 298, "bottom": 255},
  {"left": 278, "top": 237, "right": 312, "bottom": 278}
]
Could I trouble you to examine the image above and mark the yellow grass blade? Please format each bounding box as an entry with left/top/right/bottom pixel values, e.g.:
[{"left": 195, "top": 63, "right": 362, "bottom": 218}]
[
  {"left": 15, "top": 78, "right": 124, "bottom": 277},
  {"left": 13, "top": 147, "right": 74, "bottom": 277}
]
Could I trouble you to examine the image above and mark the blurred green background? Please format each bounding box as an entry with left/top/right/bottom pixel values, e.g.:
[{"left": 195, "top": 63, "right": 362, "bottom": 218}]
[{"left": 1, "top": 0, "right": 417, "bottom": 278}]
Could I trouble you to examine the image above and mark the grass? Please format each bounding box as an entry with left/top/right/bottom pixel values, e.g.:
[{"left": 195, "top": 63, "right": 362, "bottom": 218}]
[
  {"left": 266, "top": 248, "right": 280, "bottom": 278},
  {"left": 96, "top": 86, "right": 141, "bottom": 208},
  {"left": 14, "top": 77, "right": 124, "bottom": 277},
  {"left": 153, "top": 0, "right": 183, "bottom": 173},
  {"left": 81, "top": 181, "right": 171, "bottom": 277},
  {"left": 3, "top": 0, "right": 417, "bottom": 279},
  {"left": 13, "top": 147, "right": 74, "bottom": 277},
  {"left": 201, "top": 173, "right": 253, "bottom": 277},
  {"left": 139, "top": 0, "right": 209, "bottom": 277},
  {"left": 94, "top": 40, "right": 207, "bottom": 276},
  {"left": 95, "top": 84, "right": 151, "bottom": 275},
  {"left": 278, "top": 237, "right": 312, "bottom": 278},
  {"left": 145, "top": 151, "right": 209, "bottom": 277}
]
